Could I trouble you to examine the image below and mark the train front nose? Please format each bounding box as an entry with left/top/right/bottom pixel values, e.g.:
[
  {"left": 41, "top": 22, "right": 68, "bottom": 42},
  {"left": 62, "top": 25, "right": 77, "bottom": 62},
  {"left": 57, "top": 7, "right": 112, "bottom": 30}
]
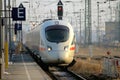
[
  {"left": 46, "top": 45, "right": 74, "bottom": 65},
  {"left": 52, "top": 51, "right": 73, "bottom": 65}
]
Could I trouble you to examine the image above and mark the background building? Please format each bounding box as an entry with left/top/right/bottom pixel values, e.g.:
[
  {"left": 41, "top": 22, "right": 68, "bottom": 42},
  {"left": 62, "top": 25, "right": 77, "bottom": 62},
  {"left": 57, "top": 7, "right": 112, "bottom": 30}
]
[
  {"left": 105, "top": 22, "right": 119, "bottom": 42},
  {"left": 104, "top": 1, "right": 120, "bottom": 47}
]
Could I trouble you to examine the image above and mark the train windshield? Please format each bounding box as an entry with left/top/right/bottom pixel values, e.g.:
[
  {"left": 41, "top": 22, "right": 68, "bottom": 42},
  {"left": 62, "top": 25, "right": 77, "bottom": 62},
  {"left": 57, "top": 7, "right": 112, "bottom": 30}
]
[{"left": 45, "top": 25, "right": 69, "bottom": 43}]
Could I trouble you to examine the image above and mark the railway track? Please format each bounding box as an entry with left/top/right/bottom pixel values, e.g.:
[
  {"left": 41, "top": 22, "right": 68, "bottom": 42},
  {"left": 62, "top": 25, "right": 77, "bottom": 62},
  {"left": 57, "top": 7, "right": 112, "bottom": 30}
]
[
  {"left": 48, "top": 67, "right": 87, "bottom": 80},
  {"left": 29, "top": 51, "right": 87, "bottom": 80}
]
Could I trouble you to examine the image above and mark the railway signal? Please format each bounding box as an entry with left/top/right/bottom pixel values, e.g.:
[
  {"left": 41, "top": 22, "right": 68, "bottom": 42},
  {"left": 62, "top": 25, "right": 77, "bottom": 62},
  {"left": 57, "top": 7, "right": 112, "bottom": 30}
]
[
  {"left": 14, "top": 23, "right": 22, "bottom": 35},
  {"left": 57, "top": 0, "right": 63, "bottom": 20}
]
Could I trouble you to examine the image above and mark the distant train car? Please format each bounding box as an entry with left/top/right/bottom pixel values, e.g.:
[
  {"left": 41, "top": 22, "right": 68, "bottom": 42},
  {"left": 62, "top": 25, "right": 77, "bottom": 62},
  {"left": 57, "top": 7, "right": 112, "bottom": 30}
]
[{"left": 25, "top": 19, "right": 76, "bottom": 68}]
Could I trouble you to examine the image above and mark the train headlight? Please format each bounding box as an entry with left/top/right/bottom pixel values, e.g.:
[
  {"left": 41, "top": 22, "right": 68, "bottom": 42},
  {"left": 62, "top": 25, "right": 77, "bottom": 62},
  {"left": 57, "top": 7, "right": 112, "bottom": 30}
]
[
  {"left": 47, "top": 46, "right": 52, "bottom": 51},
  {"left": 64, "top": 46, "right": 68, "bottom": 51}
]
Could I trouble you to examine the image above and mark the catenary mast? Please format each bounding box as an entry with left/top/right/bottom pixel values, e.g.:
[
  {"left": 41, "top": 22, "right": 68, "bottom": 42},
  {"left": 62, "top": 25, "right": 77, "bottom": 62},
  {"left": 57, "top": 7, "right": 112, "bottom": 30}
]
[{"left": 84, "top": 0, "right": 92, "bottom": 45}]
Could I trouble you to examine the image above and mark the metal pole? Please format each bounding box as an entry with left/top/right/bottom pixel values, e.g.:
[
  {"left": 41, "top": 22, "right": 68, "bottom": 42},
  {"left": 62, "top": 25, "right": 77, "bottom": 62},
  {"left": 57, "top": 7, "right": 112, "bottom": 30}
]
[
  {"left": 0, "top": 17, "right": 2, "bottom": 79},
  {"left": 97, "top": 2, "right": 100, "bottom": 46},
  {"left": 84, "top": 0, "right": 92, "bottom": 46},
  {"left": 21, "top": 22, "right": 22, "bottom": 51},
  {"left": 29, "top": 0, "right": 30, "bottom": 21},
  {"left": 79, "top": 9, "right": 81, "bottom": 45},
  {"left": 88, "top": 0, "right": 92, "bottom": 45},
  {"left": 4, "top": 0, "right": 7, "bottom": 41},
  {"left": 8, "top": 0, "right": 11, "bottom": 63},
  {"left": 4, "top": 0, "right": 9, "bottom": 69},
  {"left": 108, "top": 0, "right": 112, "bottom": 21},
  {"left": 0, "top": 1, "right": 3, "bottom": 78},
  {"left": 119, "top": 2, "right": 120, "bottom": 42},
  {"left": 84, "top": 0, "right": 86, "bottom": 46}
]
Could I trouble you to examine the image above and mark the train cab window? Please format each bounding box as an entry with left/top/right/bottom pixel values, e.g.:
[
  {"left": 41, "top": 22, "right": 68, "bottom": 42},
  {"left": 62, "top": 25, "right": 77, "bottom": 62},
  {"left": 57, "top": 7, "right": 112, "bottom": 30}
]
[{"left": 45, "top": 25, "right": 69, "bottom": 43}]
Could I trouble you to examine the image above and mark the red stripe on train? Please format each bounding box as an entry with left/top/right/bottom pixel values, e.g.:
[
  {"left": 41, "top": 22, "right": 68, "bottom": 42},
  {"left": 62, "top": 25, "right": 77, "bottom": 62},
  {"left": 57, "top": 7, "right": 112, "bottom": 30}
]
[{"left": 70, "top": 46, "right": 75, "bottom": 50}]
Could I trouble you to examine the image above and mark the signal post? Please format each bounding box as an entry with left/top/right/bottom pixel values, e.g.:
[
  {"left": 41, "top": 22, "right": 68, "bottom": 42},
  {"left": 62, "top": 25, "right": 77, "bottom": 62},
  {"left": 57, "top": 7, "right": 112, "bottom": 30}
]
[
  {"left": 0, "top": 0, "right": 3, "bottom": 79},
  {"left": 57, "top": 0, "right": 63, "bottom": 20}
]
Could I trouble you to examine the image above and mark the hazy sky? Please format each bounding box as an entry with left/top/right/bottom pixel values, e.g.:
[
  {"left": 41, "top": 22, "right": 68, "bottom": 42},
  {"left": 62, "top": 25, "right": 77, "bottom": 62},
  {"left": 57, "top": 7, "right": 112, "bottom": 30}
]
[
  {"left": 15, "top": 0, "right": 118, "bottom": 31},
  {"left": 14, "top": 0, "right": 119, "bottom": 42}
]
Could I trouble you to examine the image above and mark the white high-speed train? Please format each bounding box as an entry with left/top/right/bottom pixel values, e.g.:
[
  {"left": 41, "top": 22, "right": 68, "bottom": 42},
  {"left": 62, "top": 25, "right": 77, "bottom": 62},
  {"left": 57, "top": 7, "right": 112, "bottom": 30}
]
[{"left": 25, "top": 19, "right": 76, "bottom": 68}]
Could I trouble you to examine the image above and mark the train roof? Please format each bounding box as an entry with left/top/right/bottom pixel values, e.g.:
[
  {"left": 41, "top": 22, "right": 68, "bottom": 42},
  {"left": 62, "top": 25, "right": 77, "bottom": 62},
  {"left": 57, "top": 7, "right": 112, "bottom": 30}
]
[{"left": 42, "top": 19, "right": 53, "bottom": 23}]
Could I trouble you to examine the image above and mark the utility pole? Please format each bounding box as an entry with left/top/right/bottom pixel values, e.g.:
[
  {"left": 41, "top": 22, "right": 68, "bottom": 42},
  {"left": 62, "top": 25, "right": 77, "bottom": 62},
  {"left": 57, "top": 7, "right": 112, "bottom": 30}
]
[
  {"left": 0, "top": 17, "right": 2, "bottom": 79},
  {"left": 84, "top": 0, "right": 92, "bottom": 46},
  {"left": 8, "top": 0, "right": 11, "bottom": 47},
  {"left": 0, "top": 0, "right": 3, "bottom": 79},
  {"left": 97, "top": 2, "right": 100, "bottom": 46},
  {"left": 12, "top": 0, "right": 16, "bottom": 42},
  {"left": 79, "top": 9, "right": 82, "bottom": 45},
  {"left": 108, "top": 0, "right": 112, "bottom": 21},
  {"left": 4, "top": 0, "right": 9, "bottom": 69}
]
